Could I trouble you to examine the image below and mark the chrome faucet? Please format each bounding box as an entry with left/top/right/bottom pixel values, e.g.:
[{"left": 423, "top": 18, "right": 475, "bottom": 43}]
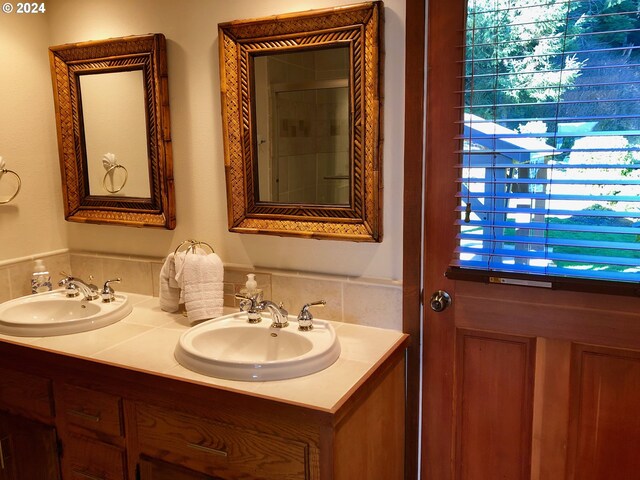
[
  {"left": 58, "top": 275, "right": 99, "bottom": 301},
  {"left": 235, "top": 293, "right": 289, "bottom": 328}
]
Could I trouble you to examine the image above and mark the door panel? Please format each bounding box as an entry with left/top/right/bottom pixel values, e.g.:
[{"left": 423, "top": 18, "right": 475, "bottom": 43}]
[
  {"left": 567, "top": 345, "right": 640, "bottom": 479},
  {"left": 455, "top": 331, "right": 535, "bottom": 480},
  {"left": 455, "top": 282, "right": 640, "bottom": 350}
]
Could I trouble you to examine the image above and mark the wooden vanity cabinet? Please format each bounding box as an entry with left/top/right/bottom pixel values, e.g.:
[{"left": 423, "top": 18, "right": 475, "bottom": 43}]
[{"left": 0, "top": 339, "right": 406, "bottom": 480}]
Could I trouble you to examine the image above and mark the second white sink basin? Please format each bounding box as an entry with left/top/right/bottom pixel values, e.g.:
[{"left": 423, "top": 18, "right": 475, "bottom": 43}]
[
  {"left": 0, "top": 290, "right": 131, "bottom": 336},
  {"left": 175, "top": 312, "right": 341, "bottom": 381}
]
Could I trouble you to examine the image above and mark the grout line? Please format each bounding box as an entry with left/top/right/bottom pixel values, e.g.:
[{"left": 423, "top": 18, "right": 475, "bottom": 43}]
[{"left": 90, "top": 325, "right": 158, "bottom": 357}]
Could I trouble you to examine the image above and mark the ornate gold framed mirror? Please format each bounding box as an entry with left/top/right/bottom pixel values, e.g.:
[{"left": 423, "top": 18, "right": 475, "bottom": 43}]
[
  {"left": 49, "top": 34, "right": 175, "bottom": 229},
  {"left": 219, "top": 1, "right": 383, "bottom": 241}
]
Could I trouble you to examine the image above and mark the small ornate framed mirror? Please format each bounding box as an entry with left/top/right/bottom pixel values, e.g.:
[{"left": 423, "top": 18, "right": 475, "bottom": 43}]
[
  {"left": 219, "top": 1, "right": 383, "bottom": 241},
  {"left": 49, "top": 34, "right": 175, "bottom": 229}
]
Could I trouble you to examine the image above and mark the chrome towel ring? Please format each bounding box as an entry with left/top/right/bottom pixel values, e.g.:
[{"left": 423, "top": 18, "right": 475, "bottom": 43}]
[
  {"left": 0, "top": 157, "right": 21, "bottom": 204},
  {"left": 173, "top": 239, "right": 215, "bottom": 255},
  {"left": 102, "top": 152, "right": 129, "bottom": 194},
  {"left": 102, "top": 163, "right": 129, "bottom": 193}
]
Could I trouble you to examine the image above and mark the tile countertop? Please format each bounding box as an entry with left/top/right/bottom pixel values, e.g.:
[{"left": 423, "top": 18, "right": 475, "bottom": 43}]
[{"left": 0, "top": 294, "right": 407, "bottom": 413}]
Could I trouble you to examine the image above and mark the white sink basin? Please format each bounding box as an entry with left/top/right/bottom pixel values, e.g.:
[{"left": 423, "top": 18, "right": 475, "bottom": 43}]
[
  {"left": 175, "top": 312, "right": 341, "bottom": 381},
  {"left": 0, "top": 290, "right": 132, "bottom": 336}
]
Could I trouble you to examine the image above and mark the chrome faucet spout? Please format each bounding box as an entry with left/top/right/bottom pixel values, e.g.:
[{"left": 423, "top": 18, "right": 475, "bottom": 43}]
[{"left": 258, "top": 300, "right": 289, "bottom": 328}]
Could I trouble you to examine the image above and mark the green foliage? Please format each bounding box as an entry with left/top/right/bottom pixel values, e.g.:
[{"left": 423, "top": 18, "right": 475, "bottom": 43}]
[
  {"left": 466, "top": 0, "right": 583, "bottom": 122},
  {"left": 466, "top": 0, "right": 640, "bottom": 131}
]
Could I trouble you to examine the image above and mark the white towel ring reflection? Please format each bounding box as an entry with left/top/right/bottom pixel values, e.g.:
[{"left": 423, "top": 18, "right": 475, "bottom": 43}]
[
  {"left": 0, "top": 169, "right": 21, "bottom": 204},
  {"left": 173, "top": 239, "right": 215, "bottom": 255},
  {"left": 103, "top": 164, "right": 129, "bottom": 194}
]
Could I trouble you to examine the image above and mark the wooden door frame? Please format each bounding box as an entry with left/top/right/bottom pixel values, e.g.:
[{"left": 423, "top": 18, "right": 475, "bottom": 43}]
[
  {"left": 402, "top": 0, "right": 426, "bottom": 478},
  {"left": 403, "top": 0, "right": 467, "bottom": 476}
]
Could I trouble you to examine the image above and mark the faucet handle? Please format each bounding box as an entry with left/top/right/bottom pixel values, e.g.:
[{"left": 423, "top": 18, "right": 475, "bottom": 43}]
[
  {"left": 235, "top": 292, "right": 257, "bottom": 309},
  {"left": 58, "top": 273, "right": 78, "bottom": 297},
  {"left": 101, "top": 278, "right": 121, "bottom": 303},
  {"left": 58, "top": 272, "right": 72, "bottom": 284},
  {"left": 235, "top": 293, "right": 262, "bottom": 323},
  {"left": 297, "top": 300, "right": 326, "bottom": 331}
]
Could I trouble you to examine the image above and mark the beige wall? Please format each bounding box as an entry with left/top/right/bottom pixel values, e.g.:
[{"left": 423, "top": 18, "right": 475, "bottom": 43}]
[
  {"left": 0, "top": 0, "right": 405, "bottom": 283},
  {"left": 0, "top": 12, "right": 67, "bottom": 261}
]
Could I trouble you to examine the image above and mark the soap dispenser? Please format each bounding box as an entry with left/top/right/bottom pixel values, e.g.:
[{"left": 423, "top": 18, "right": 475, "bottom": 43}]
[
  {"left": 31, "top": 259, "right": 52, "bottom": 294},
  {"left": 239, "top": 274, "right": 263, "bottom": 323}
]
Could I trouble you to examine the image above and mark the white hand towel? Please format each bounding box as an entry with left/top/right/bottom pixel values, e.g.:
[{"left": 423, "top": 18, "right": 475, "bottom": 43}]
[
  {"left": 173, "top": 250, "right": 186, "bottom": 287},
  {"left": 181, "top": 252, "right": 224, "bottom": 323},
  {"left": 159, "top": 253, "right": 180, "bottom": 312},
  {"left": 174, "top": 247, "right": 207, "bottom": 286}
]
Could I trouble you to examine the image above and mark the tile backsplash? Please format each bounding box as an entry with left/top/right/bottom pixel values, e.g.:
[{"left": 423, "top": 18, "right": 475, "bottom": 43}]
[
  {"left": 0, "top": 251, "right": 402, "bottom": 331},
  {"left": 0, "top": 252, "right": 71, "bottom": 302}
]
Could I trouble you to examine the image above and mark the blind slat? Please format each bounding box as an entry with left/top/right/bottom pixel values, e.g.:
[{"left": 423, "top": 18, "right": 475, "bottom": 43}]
[
  {"left": 456, "top": 246, "right": 640, "bottom": 267},
  {"left": 458, "top": 234, "right": 640, "bottom": 251},
  {"left": 457, "top": 219, "right": 640, "bottom": 235},
  {"left": 463, "top": 95, "right": 640, "bottom": 110},
  {"left": 458, "top": 193, "right": 640, "bottom": 202},
  {"left": 450, "top": 260, "right": 640, "bottom": 282},
  {"left": 458, "top": 130, "right": 640, "bottom": 139},
  {"left": 455, "top": 206, "right": 640, "bottom": 218},
  {"left": 459, "top": 179, "right": 640, "bottom": 185},
  {"left": 457, "top": 114, "right": 640, "bottom": 124}
]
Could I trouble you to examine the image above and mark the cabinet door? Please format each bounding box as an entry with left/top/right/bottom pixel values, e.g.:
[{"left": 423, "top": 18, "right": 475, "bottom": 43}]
[
  {"left": 139, "top": 457, "right": 224, "bottom": 480},
  {"left": 0, "top": 411, "right": 61, "bottom": 480}
]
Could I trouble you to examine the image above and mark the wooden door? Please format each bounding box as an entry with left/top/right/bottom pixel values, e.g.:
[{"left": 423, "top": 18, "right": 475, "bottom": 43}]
[
  {"left": 0, "top": 412, "right": 61, "bottom": 480},
  {"left": 421, "top": 0, "right": 640, "bottom": 478}
]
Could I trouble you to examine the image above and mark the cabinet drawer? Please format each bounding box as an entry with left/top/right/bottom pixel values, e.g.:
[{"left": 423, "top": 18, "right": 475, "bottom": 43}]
[
  {"left": 136, "top": 403, "right": 308, "bottom": 480},
  {"left": 139, "top": 456, "right": 224, "bottom": 480},
  {"left": 59, "top": 384, "right": 123, "bottom": 437},
  {"left": 0, "top": 366, "right": 53, "bottom": 421},
  {"left": 64, "top": 433, "right": 127, "bottom": 480}
]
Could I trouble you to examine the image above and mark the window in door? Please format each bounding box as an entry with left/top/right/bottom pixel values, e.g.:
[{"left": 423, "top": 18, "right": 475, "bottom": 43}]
[{"left": 452, "top": 0, "right": 640, "bottom": 286}]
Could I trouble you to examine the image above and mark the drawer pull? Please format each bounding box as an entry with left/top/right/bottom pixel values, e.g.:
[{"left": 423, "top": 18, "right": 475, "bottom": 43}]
[
  {"left": 71, "top": 468, "right": 105, "bottom": 480},
  {"left": 186, "top": 442, "right": 228, "bottom": 457},
  {"left": 67, "top": 409, "right": 101, "bottom": 422}
]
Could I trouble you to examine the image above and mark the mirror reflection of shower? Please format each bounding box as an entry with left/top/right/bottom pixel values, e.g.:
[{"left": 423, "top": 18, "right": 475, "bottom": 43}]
[{"left": 254, "top": 46, "right": 351, "bottom": 206}]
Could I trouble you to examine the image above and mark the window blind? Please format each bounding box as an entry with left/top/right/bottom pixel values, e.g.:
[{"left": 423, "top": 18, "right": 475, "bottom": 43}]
[{"left": 454, "top": 0, "right": 640, "bottom": 284}]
